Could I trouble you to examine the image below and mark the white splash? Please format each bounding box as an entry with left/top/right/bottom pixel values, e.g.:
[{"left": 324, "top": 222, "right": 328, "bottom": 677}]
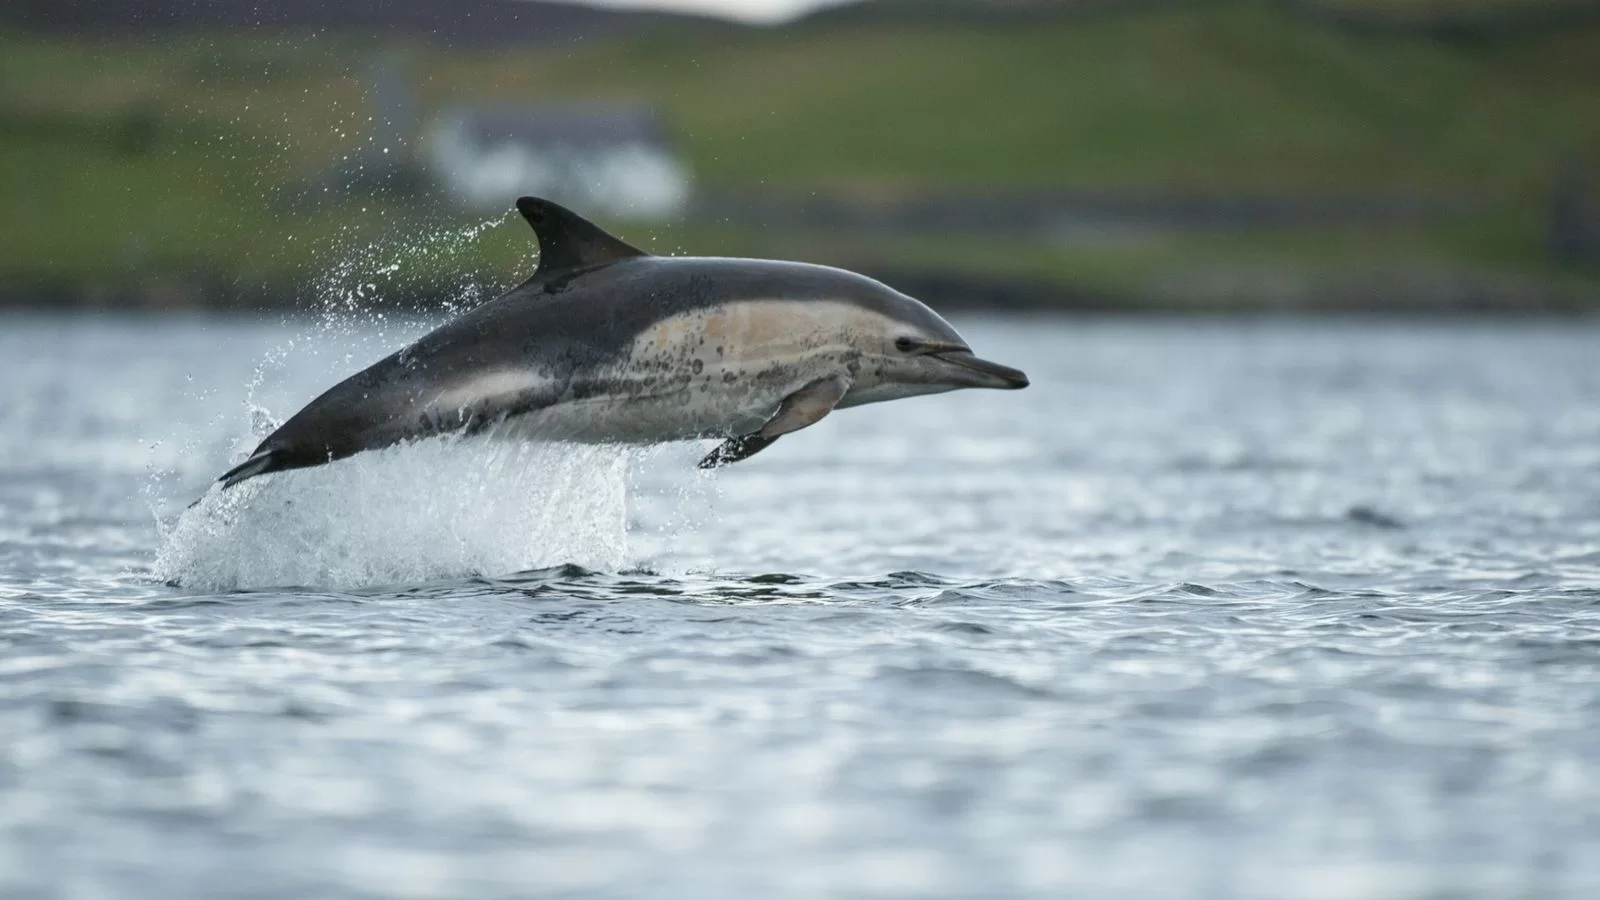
[
  {"left": 145, "top": 211, "right": 718, "bottom": 592},
  {"left": 155, "top": 438, "right": 638, "bottom": 591}
]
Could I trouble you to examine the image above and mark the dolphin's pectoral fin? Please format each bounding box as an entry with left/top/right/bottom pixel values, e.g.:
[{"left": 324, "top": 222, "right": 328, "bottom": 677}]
[
  {"left": 756, "top": 374, "right": 852, "bottom": 439},
  {"left": 697, "top": 433, "right": 778, "bottom": 469},
  {"left": 697, "top": 374, "right": 851, "bottom": 469}
]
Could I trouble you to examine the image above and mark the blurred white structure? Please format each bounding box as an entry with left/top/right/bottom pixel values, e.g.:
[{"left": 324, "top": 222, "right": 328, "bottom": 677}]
[{"left": 425, "top": 105, "right": 690, "bottom": 220}]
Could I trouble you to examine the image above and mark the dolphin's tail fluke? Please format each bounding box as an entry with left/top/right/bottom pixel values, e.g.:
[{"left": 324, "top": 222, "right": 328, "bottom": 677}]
[
  {"left": 184, "top": 448, "right": 282, "bottom": 508},
  {"left": 218, "top": 449, "right": 282, "bottom": 490}
]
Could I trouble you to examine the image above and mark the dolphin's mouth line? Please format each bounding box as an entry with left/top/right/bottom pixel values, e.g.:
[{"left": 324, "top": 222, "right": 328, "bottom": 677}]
[{"left": 933, "top": 351, "right": 1030, "bottom": 389}]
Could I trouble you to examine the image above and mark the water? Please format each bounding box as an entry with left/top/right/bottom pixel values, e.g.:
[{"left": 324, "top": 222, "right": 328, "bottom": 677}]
[{"left": 3, "top": 313, "right": 1600, "bottom": 899}]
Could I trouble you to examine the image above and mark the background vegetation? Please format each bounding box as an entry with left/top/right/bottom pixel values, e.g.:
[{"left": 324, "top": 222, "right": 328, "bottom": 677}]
[{"left": 2, "top": 0, "right": 1597, "bottom": 311}]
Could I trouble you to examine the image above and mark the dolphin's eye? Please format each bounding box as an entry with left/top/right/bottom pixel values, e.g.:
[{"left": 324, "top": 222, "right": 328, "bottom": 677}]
[{"left": 895, "top": 337, "right": 918, "bottom": 353}]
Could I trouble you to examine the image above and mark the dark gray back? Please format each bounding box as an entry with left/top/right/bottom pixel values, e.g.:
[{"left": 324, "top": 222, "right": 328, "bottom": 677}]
[{"left": 410, "top": 255, "right": 962, "bottom": 379}]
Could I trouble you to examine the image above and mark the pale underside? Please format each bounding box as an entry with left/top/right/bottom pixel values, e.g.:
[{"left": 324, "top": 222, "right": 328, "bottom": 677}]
[{"left": 428, "top": 299, "right": 942, "bottom": 445}]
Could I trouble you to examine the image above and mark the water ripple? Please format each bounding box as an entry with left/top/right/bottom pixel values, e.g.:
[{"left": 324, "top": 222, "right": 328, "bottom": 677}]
[{"left": 4, "top": 318, "right": 1600, "bottom": 897}]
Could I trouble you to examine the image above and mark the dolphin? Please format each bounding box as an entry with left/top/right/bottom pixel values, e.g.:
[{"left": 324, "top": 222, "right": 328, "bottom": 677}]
[{"left": 216, "top": 196, "right": 1029, "bottom": 489}]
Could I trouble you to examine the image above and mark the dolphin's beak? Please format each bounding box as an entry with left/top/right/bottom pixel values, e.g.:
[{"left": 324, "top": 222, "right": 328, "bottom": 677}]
[{"left": 932, "top": 350, "right": 1030, "bottom": 390}]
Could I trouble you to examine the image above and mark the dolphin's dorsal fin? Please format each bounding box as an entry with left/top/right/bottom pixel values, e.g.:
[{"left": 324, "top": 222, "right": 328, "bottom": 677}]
[{"left": 516, "top": 196, "right": 648, "bottom": 279}]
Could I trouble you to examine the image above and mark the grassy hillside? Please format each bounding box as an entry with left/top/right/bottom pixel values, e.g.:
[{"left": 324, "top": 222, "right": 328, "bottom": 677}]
[
  {"left": 1, "top": 0, "right": 1597, "bottom": 308},
  {"left": 426, "top": 3, "right": 1600, "bottom": 195}
]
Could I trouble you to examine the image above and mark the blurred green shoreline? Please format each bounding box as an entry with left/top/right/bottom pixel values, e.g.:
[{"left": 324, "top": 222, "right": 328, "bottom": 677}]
[{"left": 3, "top": 0, "right": 1598, "bottom": 314}]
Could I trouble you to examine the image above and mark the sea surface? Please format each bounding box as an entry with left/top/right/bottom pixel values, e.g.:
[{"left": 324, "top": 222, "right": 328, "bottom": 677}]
[{"left": 2, "top": 313, "right": 1599, "bottom": 899}]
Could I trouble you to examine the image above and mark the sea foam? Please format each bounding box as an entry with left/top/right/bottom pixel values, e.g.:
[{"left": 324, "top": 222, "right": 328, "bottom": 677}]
[
  {"left": 154, "top": 438, "right": 640, "bottom": 591},
  {"left": 149, "top": 213, "right": 701, "bottom": 591}
]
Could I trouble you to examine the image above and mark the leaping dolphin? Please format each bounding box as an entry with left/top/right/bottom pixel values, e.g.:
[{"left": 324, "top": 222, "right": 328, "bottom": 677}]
[{"left": 216, "top": 196, "right": 1029, "bottom": 489}]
